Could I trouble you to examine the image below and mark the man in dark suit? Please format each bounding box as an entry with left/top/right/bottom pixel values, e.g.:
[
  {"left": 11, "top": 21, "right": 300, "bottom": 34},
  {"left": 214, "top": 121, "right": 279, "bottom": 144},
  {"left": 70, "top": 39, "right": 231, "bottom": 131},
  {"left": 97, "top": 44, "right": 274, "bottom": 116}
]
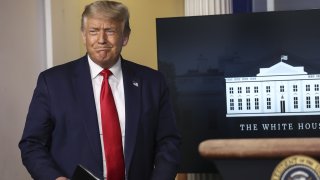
[{"left": 19, "top": 1, "right": 180, "bottom": 180}]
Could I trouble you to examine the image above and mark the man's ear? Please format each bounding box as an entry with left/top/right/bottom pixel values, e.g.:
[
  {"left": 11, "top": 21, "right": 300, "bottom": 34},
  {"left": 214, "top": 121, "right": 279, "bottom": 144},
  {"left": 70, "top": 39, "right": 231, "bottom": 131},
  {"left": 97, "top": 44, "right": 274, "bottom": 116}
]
[
  {"left": 81, "top": 30, "right": 86, "bottom": 44},
  {"left": 122, "top": 32, "right": 130, "bottom": 46}
]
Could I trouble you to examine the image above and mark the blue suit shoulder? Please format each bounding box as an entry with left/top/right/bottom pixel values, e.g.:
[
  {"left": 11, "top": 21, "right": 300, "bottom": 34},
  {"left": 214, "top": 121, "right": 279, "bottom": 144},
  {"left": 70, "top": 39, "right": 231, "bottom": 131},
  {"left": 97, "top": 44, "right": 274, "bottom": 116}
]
[{"left": 40, "top": 56, "right": 86, "bottom": 77}]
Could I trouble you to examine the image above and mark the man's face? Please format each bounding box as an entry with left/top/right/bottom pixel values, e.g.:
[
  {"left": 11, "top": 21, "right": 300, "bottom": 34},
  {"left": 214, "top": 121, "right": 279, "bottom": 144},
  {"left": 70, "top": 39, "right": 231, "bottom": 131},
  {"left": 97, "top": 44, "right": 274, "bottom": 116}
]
[{"left": 82, "top": 17, "right": 129, "bottom": 68}]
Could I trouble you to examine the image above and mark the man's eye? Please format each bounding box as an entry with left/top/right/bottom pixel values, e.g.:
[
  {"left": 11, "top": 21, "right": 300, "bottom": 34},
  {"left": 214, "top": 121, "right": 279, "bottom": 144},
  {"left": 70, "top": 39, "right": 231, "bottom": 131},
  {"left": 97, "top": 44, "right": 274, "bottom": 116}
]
[
  {"left": 89, "top": 30, "right": 97, "bottom": 35},
  {"left": 106, "top": 30, "right": 115, "bottom": 35}
]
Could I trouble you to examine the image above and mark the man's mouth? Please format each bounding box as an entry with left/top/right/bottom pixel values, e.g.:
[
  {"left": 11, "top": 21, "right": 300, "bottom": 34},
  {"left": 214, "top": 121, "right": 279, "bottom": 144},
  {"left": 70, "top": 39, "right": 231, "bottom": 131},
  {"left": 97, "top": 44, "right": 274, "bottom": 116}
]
[{"left": 96, "top": 48, "right": 109, "bottom": 51}]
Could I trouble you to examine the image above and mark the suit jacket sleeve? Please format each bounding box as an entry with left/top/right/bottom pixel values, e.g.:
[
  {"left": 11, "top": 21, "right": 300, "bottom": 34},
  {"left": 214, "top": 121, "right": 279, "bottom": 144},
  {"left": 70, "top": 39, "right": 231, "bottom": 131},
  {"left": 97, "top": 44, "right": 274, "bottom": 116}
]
[
  {"left": 19, "top": 72, "right": 64, "bottom": 180},
  {"left": 151, "top": 74, "right": 181, "bottom": 180}
]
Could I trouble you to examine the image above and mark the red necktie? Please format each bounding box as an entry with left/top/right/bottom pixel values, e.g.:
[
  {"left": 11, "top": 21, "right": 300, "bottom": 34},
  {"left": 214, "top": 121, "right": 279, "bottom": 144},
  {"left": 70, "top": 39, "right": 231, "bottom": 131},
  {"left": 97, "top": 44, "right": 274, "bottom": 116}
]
[{"left": 100, "top": 69, "right": 125, "bottom": 180}]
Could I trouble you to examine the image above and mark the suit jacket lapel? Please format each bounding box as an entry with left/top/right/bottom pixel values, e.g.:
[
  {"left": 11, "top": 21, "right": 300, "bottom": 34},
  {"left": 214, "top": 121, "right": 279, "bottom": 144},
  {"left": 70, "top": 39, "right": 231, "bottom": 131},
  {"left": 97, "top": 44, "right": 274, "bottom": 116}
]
[
  {"left": 122, "top": 59, "right": 141, "bottom": 173},
  {"left": 72, "top": 56, "right": 103, "bottom": 166},
  {"left": 71, "top": 57, "right": 141, "bottom": 174}
]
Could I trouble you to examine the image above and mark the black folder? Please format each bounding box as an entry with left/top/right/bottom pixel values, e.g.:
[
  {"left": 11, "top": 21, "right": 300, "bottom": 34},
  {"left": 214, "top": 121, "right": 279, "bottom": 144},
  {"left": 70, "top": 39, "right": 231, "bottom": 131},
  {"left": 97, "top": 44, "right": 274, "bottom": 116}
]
[{"left": 71, "top": 165, "right": 100, "bottom": 180}]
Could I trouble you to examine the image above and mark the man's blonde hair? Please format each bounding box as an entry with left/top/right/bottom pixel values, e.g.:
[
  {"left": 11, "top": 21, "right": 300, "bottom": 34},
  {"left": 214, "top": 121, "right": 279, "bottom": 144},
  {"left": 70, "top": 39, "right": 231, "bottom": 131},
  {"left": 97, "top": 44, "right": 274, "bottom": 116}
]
[{"left": 81, "top": 1, "right": 131, "bottom": 35}]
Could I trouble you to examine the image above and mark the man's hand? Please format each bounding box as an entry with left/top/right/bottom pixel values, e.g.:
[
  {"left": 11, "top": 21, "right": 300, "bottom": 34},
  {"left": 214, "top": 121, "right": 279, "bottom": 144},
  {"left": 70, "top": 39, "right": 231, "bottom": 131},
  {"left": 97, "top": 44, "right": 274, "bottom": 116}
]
[{"left": 56, "top": 177, "right": 68, "bottom": 180}]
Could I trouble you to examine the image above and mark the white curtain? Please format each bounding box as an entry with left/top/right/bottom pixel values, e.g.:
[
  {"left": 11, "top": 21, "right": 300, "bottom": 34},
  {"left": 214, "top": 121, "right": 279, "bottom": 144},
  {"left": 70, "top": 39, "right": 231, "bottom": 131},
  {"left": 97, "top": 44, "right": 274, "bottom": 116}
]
[{"left": 185, "top": 0, "right": 232, "bottom": 16}]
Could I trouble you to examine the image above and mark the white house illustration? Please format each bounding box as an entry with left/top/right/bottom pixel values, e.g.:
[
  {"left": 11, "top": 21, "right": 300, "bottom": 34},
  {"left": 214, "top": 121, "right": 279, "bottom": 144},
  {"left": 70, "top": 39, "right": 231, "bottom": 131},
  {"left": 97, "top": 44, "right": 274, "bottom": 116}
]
[{"left": 225, "top": 56, "right": 320, "bottom": 117}]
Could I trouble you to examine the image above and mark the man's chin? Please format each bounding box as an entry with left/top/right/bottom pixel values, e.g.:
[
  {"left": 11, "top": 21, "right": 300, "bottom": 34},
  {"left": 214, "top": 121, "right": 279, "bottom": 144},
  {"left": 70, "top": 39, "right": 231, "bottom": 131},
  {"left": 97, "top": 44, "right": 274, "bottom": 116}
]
[
  {"left": 92, "top": 52, "right": 109, "bottom": 61},
  {"left": 96, "top": 51, "right": 108, "bottom": 58}
]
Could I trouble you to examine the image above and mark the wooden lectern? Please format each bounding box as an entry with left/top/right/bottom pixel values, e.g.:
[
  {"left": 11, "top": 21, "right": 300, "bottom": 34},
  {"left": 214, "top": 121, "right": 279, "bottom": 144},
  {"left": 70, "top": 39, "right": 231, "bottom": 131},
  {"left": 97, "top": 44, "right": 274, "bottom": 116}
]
[{"left": 198, "top": 138, "right": 320, "bottom": 180}]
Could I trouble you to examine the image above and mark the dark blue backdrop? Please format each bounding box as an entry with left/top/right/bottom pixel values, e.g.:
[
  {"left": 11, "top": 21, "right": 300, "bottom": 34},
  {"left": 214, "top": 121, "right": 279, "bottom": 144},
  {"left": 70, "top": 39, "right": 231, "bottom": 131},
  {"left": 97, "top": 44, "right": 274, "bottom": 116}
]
[{"left": 156, "top": 9, "right": 320, "bottom": 172}]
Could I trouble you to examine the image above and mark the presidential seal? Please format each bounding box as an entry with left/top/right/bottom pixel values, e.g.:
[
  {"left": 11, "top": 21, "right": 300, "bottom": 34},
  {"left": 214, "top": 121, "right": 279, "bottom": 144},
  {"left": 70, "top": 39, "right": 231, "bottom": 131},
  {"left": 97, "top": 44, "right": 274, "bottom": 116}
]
[{"left": 271, "top": 155, "right": 320, "bottom": 180}]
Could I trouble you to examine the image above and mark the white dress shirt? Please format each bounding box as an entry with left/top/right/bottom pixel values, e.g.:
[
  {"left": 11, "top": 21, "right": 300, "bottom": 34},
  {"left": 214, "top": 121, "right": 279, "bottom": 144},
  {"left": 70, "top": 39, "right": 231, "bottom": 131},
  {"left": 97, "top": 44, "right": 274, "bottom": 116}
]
[{"left": 88, "top": 56, "right": 126, "bottom": 179}]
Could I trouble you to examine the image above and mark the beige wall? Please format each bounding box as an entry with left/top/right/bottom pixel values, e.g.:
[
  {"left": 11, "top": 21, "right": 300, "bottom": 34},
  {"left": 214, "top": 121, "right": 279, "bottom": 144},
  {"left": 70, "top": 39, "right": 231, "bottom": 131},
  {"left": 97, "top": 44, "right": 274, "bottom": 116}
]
[
  {"left": 0, "top": 0, "right": 47, "bottom": 179},
  {"left": 53, "top": 0, "right": 184, "bottom": 69},
  {"left": 52, "top": 0, "right": 83, "bottom": 65},
  {"left": 113, "top": 0, "right": 185, "bottom": 69}
]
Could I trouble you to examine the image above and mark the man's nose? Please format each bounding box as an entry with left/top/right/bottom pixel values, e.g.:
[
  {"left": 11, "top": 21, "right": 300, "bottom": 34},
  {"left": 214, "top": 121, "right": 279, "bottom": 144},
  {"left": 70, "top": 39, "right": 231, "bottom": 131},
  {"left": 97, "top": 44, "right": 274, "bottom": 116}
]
[{"left": 98, "top": 31, "right": 106, "bottom": 44}]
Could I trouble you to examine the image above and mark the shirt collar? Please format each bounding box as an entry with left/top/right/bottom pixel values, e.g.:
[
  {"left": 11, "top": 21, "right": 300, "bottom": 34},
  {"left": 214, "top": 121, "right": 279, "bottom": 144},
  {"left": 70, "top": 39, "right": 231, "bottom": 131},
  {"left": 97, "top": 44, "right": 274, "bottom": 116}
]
[{"left": 88, "top": 55, "right": 122, "bottom": 81}]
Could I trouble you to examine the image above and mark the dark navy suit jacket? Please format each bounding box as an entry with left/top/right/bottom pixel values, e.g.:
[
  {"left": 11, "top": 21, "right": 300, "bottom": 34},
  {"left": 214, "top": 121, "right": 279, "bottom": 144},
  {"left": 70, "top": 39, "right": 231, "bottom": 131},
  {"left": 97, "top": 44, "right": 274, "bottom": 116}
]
[{"left": 19, "top": 56, "right": 181, "bottom": 180}]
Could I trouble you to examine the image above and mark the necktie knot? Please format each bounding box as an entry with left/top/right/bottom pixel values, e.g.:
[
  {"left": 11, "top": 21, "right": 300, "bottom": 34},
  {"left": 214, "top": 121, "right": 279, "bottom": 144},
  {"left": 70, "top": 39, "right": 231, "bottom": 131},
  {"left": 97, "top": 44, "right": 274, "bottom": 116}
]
[{"left": 100, "top": 69, "right": 112, "bottom": 79}]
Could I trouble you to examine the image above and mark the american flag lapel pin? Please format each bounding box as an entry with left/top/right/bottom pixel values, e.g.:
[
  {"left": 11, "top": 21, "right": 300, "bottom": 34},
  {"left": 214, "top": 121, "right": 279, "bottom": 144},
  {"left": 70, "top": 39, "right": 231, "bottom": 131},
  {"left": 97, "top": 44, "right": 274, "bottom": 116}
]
[{"left": 133, "top": 81, "right": 139, "bottom": 87}]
